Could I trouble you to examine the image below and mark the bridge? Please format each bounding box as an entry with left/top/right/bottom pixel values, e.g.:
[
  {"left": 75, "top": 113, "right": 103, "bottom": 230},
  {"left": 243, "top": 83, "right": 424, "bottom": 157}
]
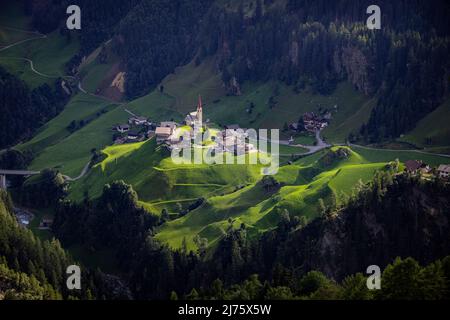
[{"left": 0, "top": 170, "right": 41, "bottom": 190}]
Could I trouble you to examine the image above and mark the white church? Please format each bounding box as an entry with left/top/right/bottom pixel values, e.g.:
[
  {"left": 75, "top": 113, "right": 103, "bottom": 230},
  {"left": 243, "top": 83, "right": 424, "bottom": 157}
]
[{"left": 185, "top": 95, "right": 203, "bottom": 130}]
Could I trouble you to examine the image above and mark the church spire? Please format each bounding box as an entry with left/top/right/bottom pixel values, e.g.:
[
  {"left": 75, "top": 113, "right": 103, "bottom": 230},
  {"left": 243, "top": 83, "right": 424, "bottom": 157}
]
[
  {"left": 197, "top": 94, "right": 203, "bottom": 126},
  {"left": 197, "top": 94, "right": 203, "bottom": 112}
]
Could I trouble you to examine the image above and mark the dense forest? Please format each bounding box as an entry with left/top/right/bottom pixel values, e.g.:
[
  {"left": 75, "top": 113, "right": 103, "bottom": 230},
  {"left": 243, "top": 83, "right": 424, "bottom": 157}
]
[
  {"left": 0, "top": 189, "right": 88, "bottom": 299},
  {"left": 0, "top": 67, "right": 69, "bottom": 149},
  {"left": 199, "top": 0, "right": 450, "bottom": 141},
  {"left": 0, "top": 187, "right": 136, "bottom": 299},
  {"left": 47, "top": 171, "right": 450, "bottom": 299}
]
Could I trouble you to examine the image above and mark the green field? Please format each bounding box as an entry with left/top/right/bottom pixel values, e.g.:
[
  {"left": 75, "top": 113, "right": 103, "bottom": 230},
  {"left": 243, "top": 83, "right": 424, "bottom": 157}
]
[
  {"left": 0, "top": 1, "right": 79, "bottom": 89},
  {"left": 351, "top": 145, "right": 450, "bottom": 167},
  {"left": 17, "top": 93, "right": 115, "bottom": 154},
  {"left": 160, "top": 57, "right": 373, "bottom": 144},
  {"left": 154, "top": 146, "right": 389, "bottom": 249},
  {"left": 22, "top": 90, "right": 179, "bottom": 177},
  {"left": 65, "top": 136, "right": 410, "bottom": 251},
  {"left": 400, "top": 97, "right": 450, "bottom": 151}
]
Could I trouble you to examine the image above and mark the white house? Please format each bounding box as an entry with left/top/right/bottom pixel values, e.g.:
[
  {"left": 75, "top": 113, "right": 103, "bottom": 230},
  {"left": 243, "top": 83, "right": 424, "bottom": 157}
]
[{"left": 438, "top": 164, "right": 450, "bottom": 178}]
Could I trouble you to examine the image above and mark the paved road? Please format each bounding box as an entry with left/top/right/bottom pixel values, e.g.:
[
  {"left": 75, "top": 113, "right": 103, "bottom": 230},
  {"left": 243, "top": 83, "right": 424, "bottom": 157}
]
[
  {"left": 0, "top": 27, "right": 46, "bottom": 53},
  {"left": 292, "top": 130, "right": 331, "bottom": 155},
  {"left": 265, "top": 130, "right": 331, "bottom": 156},
  {"left": 0, "top": 29, "right": 125, "bottom": 182},
  {"left": 0, "top": 170, "right": 40, "bottom": 175},
  {"left": 62, "top": 161, "right": 91, "bottom": 181}
]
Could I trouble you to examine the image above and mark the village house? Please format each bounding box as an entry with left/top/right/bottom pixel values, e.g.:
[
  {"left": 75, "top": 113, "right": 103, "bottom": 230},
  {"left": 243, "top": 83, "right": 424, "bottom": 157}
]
[
  {"left": 437, "top": 164, "right": 450, "bottom": 179},
  {"left": 39, "top": 218, "right": 53, "bottom": 230},
  {"left": 302, "top": 112, "right": 328, "bottom": 132},
  {"left": 116, "top": 124, "right": 130, "bottom": 133},
  {"left": 160, "top": 121, "right": 178, "bottom": 130},
  {"left": 155, "top": 127, "right": 173, "bottom": 143},
  {"left": 127, "top": 131, "right": 140, "bottom": 141},
  {"left": 129, "top": 116, "right": 150, "bottom": 126},
  {"left": 225, "top": 124, "right": 240, "bottom": 130},
  {"left": 151, "top": 95, "right": 256, "bottom": 156},
  {"left": 405, "top": 160, "right": 430, "bottom": 174}
]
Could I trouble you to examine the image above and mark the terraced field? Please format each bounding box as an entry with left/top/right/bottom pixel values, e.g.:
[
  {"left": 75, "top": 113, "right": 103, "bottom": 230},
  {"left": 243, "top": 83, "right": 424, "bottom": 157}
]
[
  {"left": 66, "top": 137, "right": 415, "bottom": 250},
  {"left": 154, "top": 146, "right": 388, "bottom": 249}
]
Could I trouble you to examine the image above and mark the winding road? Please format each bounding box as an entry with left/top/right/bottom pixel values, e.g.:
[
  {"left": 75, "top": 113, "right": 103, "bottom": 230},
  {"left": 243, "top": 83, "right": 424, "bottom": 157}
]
[
  {"left": 1, "top": 25, "right": 448, "bottom": 179},
  {"left": 281, "top": 130, "right": 331, "bottom": 155},
  {"left": 0, "top": 26, "right": 114, "bottom": 181},
  {"left": 62, "top": 161, "right": 91, "bottom": 181},
  {"left": 261, "top": 130, "right": 331, "bottom": 157},
  {"left": 0, "top": 27, "right": 47, "bottom": 53}
]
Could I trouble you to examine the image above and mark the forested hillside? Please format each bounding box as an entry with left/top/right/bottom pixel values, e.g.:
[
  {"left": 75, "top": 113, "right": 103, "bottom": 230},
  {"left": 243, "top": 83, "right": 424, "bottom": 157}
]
[
  {"left": 198, "top": 0, "right": 450, "bottom": 141},
  {"left": 50, "top": 172, "right": 450, "bottom": 299},
  {"left": 0, "top": 189, "right": 82, "bottom": 299},
  {"left": 0, "top": 188, "right": 133, "bottom": 300},
  {"left": 19, "top": 0, "right": 450, "bottom": 143},
  {"left": 0, "top": 67, "right": 69, "bottom": 149}
]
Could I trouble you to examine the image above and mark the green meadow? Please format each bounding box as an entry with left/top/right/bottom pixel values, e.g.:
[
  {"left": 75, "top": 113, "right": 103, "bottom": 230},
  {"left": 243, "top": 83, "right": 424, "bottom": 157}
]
[
  {"left": 400, "top": 97, "right": 450, "bottom": 152},
  {"left": 160, "top": 58, "right": 373, "bottom": 144},
  {"left": 0, "top": 31, "right": 79, "bottom": 88}
]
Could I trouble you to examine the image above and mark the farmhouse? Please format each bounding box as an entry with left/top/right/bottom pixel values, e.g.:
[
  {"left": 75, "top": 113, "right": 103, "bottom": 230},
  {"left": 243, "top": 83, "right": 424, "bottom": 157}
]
[
  {"left": 225, "top": 124, "right": 240, "bottom": 130},
  {"left": 39, "top": 218, "right": 53, "bottom": 229},
  {"left": 127, "top": 131, "right": 140, "bottom": 141},
  {"left": 156, "top": 127, "right": 173, "bottom": 143},
  {"left": 302, "top": 112, "right": 328, "bottom": 132},
  {"left": 160, "top": 121, "right": 178, "bottom": 130},
  {"left": 116, "top": 124, "right": 130, "bottom": 133},
  {"left": 405, "top": 160, "right": 430, "bottom": 174},
  {"left": 129, "top": 116, "right": 150, "bottom": 126},
  {"left": 437, "top": 164, "right": 450, "bottom": 178}
]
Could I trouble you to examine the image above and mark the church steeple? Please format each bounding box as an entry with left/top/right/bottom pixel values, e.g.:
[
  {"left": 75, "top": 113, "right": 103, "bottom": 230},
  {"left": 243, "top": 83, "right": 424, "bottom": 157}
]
[{"left": 197, "top": 94, "right": 203, "bottom": 126}]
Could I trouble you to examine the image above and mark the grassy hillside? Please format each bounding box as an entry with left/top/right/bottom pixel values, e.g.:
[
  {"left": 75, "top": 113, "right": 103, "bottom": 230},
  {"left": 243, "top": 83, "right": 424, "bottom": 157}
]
[
  {"left": 0, "top": 31, "right": 79, "bottom": 88},
  {"left": 0, "top": 1, "right": 79, "bottom": 88},
  {"left": 399, "top": 97, "right": 450, "bottom": 151},
  {"left": 68, "top": 138, "right": 267, "bottom": 202},
  {"left": 161, "top": 58, "right": 372, "bottom": 143},
  {"left": 22, "top": 91, "right": 178, "bottom": 177},
  {"left": 155, "top": 146, "right": 388, "bottom": 250},
  {"left": 68, "top": 138, "right": 402, "bottom": 251},
  {"left": 17, "top": 93, "right": 115, "bottom": 154},
  {"left": 351, "top": 145, "right": 450, "bottom": 167}
]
